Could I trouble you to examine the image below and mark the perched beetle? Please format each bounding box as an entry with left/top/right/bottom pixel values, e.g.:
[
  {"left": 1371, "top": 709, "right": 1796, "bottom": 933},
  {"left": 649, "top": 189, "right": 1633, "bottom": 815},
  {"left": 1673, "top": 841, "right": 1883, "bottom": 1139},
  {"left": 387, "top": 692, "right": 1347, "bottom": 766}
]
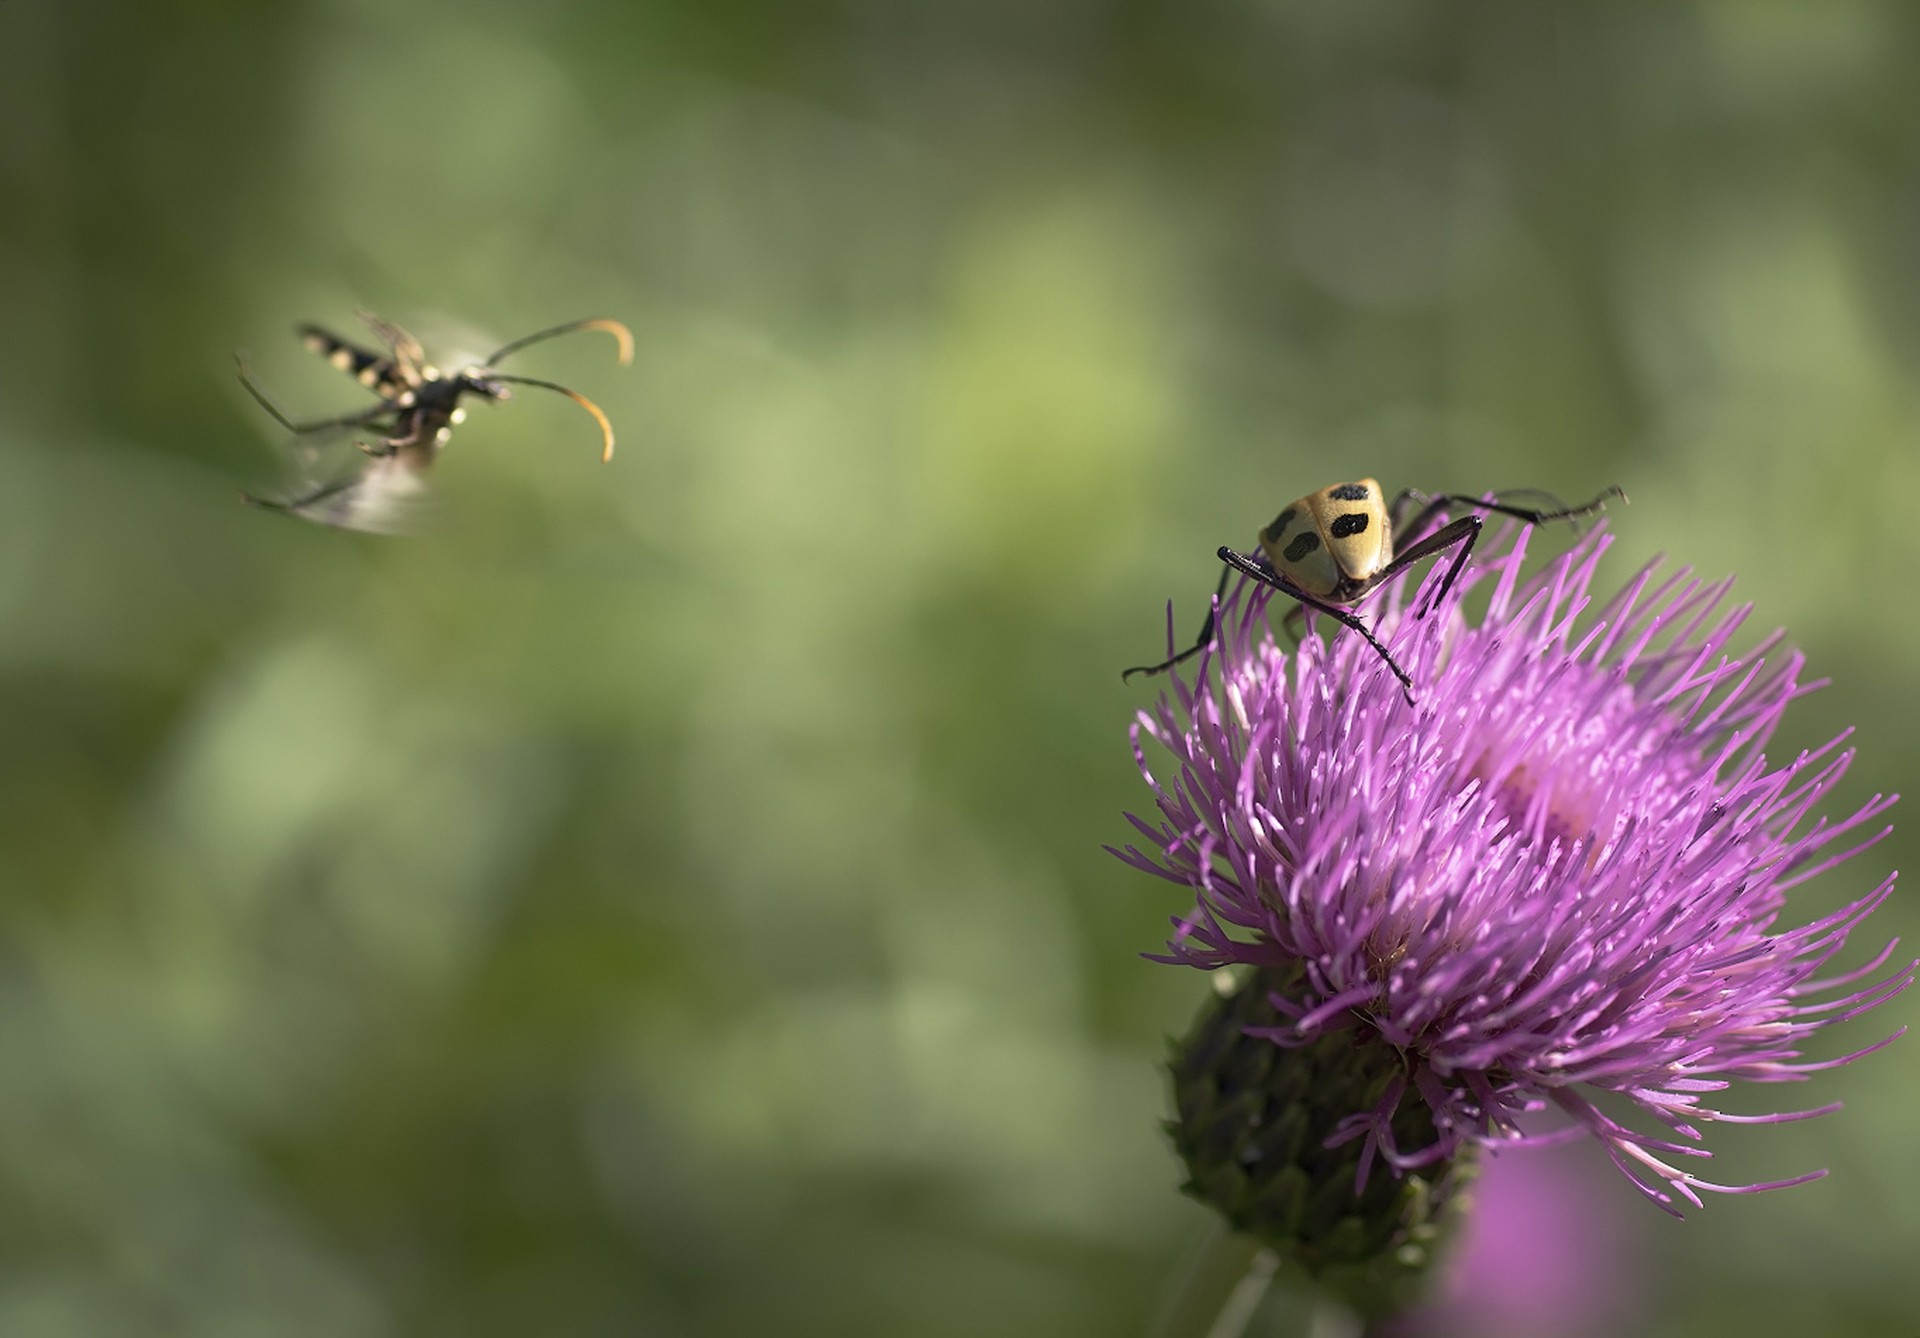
[
  {"left": 1125, "top": 480, "right": 1625, "bottom": 700},
  {"left": 240, "top": 312, "right": 632, "bottom": 531}
]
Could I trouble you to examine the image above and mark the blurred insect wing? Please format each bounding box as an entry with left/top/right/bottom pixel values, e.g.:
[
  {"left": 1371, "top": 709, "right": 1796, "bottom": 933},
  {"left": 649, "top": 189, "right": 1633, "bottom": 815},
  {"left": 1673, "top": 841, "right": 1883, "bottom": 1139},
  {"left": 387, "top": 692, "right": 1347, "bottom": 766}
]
[{"left": 246, "top": 454, "right": 438, "bottom": 535}]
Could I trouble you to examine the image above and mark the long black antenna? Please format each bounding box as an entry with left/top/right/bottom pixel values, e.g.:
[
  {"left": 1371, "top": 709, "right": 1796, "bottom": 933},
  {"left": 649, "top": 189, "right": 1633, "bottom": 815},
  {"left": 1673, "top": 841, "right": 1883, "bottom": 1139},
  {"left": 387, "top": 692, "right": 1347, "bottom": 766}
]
[
  {"left": 489, "top": 374, "right": 620, "bottom": 461},
  {"left": 485, "top": 317, "right": 634, "bottom": 369}
]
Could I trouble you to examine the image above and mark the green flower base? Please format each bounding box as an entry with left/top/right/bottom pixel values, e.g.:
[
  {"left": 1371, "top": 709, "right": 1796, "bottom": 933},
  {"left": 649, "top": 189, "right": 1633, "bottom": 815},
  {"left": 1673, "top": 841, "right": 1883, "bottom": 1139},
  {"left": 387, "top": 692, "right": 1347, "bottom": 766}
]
[{"left": 1168, "top": 967, "right": 1480, "bottom": 1321}]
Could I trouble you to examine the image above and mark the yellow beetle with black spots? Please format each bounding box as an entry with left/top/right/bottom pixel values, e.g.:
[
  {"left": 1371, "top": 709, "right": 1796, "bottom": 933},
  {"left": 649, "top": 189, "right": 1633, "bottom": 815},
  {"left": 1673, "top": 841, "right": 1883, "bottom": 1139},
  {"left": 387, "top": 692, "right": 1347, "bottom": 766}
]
[{"left": 1126, "top": 480, "right": 1625, "bottom": 701}]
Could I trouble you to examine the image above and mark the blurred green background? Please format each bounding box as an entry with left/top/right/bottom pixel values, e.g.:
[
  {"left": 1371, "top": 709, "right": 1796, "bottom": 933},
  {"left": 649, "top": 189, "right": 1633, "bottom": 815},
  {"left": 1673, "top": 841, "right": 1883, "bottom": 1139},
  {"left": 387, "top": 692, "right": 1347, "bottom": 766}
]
[{"left": 2, "top": 1, "right": 1917, "bottom": 1334}]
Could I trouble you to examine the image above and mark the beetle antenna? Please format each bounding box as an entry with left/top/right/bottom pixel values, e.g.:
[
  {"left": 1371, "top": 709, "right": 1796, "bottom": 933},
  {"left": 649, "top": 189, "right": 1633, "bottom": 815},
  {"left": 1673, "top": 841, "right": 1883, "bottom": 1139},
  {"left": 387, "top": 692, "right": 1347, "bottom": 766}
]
[
  {"left": 485, "top": 318, "right": 634, "bottom": 369},
  {"left": 488, "top": 374, "right": 619, "bottom": 462}
]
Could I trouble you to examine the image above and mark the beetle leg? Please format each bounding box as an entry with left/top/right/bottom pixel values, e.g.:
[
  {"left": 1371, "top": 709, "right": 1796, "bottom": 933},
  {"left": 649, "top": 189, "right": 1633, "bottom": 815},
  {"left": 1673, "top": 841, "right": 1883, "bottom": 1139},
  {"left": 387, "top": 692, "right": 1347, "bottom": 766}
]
[
  {"left": 1401, "top": 486, "right": 1624, "bottom": 534},
  {"left": 1367, "top": 514, "right": 1484, "bottom": 619},
  {"left": 1123, "top": 562, "right": 1233, "bottom": 680},
  {"left": 236, "top": 355, "right": 396, "bottom": 436},
  {"left": 1217, "top": 547, "right": 1415, "bottom": 704},
  {"left": 242, "top": 475, "right": 361, "bottom": 516}
]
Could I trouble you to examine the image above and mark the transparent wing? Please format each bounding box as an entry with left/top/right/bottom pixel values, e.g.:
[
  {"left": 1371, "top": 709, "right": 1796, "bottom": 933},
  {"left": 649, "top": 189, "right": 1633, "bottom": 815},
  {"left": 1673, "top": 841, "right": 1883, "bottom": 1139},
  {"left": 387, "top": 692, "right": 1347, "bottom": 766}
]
[{"left": 245, "top": 452, "right": 439, "bottom": 535}]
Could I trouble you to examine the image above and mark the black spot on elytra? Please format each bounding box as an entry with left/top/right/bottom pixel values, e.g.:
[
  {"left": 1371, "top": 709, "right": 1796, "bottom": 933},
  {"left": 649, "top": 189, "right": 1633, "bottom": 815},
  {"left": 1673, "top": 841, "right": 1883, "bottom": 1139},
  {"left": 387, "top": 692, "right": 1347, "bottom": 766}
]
[
  {"left": 1262, "top": 507, "right": 1298, "bottom": 543},
  {"left": 1329, "top": 511, "right": 1370, "bottom": 539},
  {"left": 1327, "top": 483, "right": 1371, "bottom": 502},
  {"left": 1284, "top": 531, "right": 1321, "bottom": 563}
]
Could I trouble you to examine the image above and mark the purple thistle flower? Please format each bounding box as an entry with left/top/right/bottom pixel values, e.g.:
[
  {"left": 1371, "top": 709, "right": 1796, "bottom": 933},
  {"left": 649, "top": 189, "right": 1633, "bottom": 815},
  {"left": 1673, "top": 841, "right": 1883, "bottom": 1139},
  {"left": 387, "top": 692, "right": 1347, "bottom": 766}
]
[{"left": 1115, "top": 523, "right": 1911, "bottom": 1218}]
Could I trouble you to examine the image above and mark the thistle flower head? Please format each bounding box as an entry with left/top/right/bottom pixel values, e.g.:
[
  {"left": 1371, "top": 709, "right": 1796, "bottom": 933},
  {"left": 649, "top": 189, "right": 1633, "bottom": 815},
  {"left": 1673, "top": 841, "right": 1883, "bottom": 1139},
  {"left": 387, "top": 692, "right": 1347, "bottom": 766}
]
[{"left": 1116, "top": 523, "right": 1911, "bottom": 1219}]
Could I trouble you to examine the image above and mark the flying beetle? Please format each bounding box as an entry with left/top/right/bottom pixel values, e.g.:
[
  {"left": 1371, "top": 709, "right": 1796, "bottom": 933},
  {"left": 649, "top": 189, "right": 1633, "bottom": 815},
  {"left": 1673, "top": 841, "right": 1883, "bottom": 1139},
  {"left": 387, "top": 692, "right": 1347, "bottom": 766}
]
[
  {"left": 239, "top": 312, "right": 633, "bottom": 531},
  {"left": 1124, "top": 480, "right": 1626, "bottom": 701}
]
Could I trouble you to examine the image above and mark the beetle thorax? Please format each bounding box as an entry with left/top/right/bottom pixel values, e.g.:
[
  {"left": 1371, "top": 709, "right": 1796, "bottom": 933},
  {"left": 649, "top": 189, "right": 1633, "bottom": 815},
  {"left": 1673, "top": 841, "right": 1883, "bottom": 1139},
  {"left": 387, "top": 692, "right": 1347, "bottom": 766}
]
[{"left": 1254, "top": 479, "right": 1393, "bottom": 602}]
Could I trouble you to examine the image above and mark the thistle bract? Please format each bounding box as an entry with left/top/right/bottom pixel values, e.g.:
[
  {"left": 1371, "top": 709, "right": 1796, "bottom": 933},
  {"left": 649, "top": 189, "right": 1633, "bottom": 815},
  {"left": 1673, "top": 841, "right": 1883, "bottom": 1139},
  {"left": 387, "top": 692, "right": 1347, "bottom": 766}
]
[{"left": 1116, "top": 525, "right": 1910, "bottom": 1219}]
